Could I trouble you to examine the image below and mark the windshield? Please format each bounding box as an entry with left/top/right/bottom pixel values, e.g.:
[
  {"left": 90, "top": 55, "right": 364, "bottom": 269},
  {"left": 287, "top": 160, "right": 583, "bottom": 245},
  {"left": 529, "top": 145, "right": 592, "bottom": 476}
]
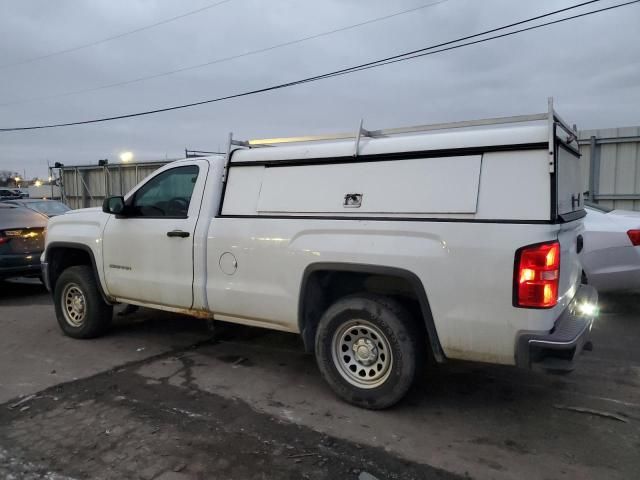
[
  {"left": 28, "top": 201, "right": 71, "bottom": 216},
  {"left": 585, "top": 201, "right": 613, "bottom": 213}
]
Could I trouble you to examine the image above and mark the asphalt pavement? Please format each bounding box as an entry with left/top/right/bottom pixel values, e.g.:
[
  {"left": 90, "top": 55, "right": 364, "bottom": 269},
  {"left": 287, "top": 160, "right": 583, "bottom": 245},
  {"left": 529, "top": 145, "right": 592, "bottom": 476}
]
[{"left": 1, "top": 279, "right": 639, "bottom": 479}]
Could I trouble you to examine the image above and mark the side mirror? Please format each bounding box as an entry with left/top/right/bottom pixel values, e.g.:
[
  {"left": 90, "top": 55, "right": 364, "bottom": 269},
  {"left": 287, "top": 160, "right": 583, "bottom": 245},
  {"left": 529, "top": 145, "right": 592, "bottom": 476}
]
[{"left": 103, "top": 196, "right": 125, "bottom": 215}]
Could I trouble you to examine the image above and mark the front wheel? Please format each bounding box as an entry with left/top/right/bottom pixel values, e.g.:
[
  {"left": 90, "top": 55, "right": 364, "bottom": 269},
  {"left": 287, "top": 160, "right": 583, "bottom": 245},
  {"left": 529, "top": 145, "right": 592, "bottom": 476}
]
[
  {"left": 315, "top": 294, "right": 424, "bottom": 409},
  {"left": 54, "top": 265, "right": 113, "bottom": 338}
]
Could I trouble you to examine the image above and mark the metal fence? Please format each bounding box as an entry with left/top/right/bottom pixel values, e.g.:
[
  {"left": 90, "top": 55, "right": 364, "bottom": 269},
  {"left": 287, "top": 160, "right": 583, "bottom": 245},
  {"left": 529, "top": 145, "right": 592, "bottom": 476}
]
[
  {"left": 579, "top": 126, "right": 640, "bottom": 211},
  {"left": 58, "top": 161, "right": 173, "bottom": 209}
]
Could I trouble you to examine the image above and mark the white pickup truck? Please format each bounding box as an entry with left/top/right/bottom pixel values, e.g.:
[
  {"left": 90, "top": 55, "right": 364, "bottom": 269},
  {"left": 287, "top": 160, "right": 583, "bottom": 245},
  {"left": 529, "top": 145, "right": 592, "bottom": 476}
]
[{"left": 42, "top": 102, "right": 597, "bottom": 409}]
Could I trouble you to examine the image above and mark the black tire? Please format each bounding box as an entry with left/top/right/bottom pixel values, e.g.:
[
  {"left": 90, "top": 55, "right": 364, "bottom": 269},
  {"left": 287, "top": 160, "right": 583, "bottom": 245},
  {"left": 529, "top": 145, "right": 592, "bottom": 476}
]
[
  {"left": 315, "top": 293, "right": 424, "bottom": 409},
  {"left": 54, "top": 265, "right": 113, "bottom": 339}
]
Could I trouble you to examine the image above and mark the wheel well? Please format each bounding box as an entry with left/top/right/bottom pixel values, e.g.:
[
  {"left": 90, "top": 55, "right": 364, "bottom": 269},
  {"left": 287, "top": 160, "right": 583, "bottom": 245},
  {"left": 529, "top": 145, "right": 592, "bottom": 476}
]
[
  {"left": 47, "top": 246, "right": 108, "bottom": 302},
  {"left": 298, "top": 266, "right": 444, "bottom": 361}
]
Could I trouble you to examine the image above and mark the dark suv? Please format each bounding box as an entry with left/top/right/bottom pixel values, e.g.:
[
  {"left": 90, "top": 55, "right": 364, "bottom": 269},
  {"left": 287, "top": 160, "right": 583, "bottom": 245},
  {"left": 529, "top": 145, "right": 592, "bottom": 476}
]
[
  {"left": 0, "top": 203, "right": 47, "bottom": 280},
  {"left": 0, "top": 189, "right": 21, "bottom": 200}
]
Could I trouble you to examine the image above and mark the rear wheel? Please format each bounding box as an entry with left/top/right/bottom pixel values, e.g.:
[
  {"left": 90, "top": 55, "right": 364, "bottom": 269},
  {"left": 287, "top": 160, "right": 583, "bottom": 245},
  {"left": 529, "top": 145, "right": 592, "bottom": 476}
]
[
  {"left": 315, "top": 294, "right": 423, "bottom": 409},
  {"left": 54, "top": 265, "right": 113, "bottom": 338}
]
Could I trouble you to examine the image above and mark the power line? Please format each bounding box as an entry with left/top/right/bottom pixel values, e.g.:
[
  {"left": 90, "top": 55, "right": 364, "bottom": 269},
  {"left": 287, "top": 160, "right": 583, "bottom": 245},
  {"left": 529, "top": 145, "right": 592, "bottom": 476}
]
[
  {"left": 0, "top": 0, "right": 452, "bottom": 108},
  {"left": 0, "top": 0, "right": 235, "bottom": 70},
  {"left": 306, "top": 0, "right": 639, "bottom": 84},
  {"left": 0, "top": 0, "right": 611, "bottom": 131},
  {"left": 232, "top": 0, "right": 638, "bottom": 96},
  {"left": 2, "top": 0, "right": 637, "bottom": 133}
]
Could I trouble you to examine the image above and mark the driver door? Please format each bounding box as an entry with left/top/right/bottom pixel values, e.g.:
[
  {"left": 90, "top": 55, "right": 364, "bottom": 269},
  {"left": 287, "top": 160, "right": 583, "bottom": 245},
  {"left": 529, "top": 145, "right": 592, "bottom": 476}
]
[{"left": 102, "top": 162, "right": 207, "bottom": 308}]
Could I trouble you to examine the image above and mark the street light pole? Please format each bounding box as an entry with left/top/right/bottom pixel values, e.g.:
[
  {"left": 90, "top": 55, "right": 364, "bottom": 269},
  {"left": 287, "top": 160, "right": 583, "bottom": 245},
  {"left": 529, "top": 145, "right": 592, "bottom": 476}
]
[{"left": 49, "top": 168, "right": 54, "bottom": 199}]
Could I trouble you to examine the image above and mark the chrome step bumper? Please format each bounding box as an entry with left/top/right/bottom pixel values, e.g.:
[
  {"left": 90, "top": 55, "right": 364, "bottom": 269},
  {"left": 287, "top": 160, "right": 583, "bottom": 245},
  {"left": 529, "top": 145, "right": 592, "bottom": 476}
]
[{"left": 516, "top": 285, "right": 598, "bottom": 371}]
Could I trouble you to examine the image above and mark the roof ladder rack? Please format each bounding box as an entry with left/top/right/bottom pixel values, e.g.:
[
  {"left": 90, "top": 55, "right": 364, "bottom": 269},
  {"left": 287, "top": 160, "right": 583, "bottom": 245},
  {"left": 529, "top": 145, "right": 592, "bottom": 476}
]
[
  {"left": 226, "top": 98, "right": 578, "bottom": 160},
  {"left": 353, "top": 119, "right": 380, "bottom": 157},
  {"left": 547, "top": 97, "right": 580, "bottom": 173},
  {"left": 221, "top": 132, "right": 250, "bottom": 182},
  {"left": 243, "top": 113, "right": 552, "bottom": 149}
]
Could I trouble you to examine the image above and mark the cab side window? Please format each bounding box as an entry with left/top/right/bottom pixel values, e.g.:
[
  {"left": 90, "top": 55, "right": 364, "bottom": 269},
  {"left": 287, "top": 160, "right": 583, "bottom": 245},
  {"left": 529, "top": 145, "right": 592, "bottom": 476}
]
[{"left": 131, "top": 165, "right": 199, "bottom": 218}]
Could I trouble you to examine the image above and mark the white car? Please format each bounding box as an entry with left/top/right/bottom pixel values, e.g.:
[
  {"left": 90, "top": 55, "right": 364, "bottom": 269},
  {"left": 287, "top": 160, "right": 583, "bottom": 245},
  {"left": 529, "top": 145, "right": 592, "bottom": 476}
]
[{"left": 582, "top": 204, "right": 640, "bottom": 292}]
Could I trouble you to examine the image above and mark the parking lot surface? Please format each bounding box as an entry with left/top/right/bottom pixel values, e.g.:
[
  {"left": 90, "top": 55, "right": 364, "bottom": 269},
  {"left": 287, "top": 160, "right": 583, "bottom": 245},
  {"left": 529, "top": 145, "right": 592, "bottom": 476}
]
[
  {"left": 0, "top": 279, "right": 210, "bottom": 404},
  {"left": 1, "top": 279, "right": 639, "bottom": 479}
]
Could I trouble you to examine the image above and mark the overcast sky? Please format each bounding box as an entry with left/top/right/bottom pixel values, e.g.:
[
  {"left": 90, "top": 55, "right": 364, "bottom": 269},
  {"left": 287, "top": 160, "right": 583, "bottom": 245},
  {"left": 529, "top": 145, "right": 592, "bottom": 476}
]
[{"left": 0, "top": 0, "right": 639, "bottom": 178}]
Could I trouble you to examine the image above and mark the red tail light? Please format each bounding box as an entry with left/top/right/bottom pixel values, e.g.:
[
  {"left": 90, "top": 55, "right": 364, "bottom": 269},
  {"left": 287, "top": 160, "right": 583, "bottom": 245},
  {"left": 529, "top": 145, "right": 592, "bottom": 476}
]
[
  {"left": 514, "top": 241, "right": 560, "bottom": 308},
  {"left": 628, "top": 230, "right": 640, "bottom": 246}
]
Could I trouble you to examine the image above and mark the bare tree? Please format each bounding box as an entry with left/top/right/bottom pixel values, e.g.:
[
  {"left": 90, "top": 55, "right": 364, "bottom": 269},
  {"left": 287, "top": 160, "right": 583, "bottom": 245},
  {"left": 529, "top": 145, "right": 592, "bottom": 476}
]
[{"left": 0, "top": 170, "right": 21, "bottom": 187}]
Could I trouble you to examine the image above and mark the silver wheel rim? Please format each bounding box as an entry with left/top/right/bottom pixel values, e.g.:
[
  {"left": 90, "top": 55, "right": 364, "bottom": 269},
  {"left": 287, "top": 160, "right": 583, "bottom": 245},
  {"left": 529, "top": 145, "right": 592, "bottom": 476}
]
[
  {"left": 331, "top": 319, "right": 393, "bottom": 389},
  {"left": 61, "top": 283, "right": 86, "bottom": 327}
]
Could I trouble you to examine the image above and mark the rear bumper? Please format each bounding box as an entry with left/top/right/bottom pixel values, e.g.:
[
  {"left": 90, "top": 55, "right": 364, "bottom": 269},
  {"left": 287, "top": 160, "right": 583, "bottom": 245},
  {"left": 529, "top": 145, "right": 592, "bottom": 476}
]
[
  {"left": 516, "top": 285, "right": 598, "bottom": 371},
  {"left": 582, "top": 246, "right": 640, "bottom": 292},
  {"left": 587, "top": 268, "right": 640, "bottom": 293},
  {"left": 0, "top": 254, "right": 42, "bottom": 280}
]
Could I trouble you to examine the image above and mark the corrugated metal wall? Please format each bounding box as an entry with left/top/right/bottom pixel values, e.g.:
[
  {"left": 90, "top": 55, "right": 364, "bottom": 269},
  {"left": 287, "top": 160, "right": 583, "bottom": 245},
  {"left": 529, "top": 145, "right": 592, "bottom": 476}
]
[
  {"left": 59, "top": 161, "right": 171, "bottom": 209},
  {"left": 579, "top": 127, "right": 640, "bottom": 211}
]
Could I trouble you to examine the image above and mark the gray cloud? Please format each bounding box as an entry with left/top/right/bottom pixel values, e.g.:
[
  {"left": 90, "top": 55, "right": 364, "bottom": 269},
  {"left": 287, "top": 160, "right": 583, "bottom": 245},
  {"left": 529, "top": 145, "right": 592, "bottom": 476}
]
[{"left": 0, "top": 0, "right": 639, "bottom": 178}]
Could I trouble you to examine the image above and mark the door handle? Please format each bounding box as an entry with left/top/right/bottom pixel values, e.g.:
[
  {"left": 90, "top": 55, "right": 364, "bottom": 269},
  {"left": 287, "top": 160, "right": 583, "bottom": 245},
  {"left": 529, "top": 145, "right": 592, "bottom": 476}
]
[{"left": 167, "top": 230, "right": 190, "bottom": 238}]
